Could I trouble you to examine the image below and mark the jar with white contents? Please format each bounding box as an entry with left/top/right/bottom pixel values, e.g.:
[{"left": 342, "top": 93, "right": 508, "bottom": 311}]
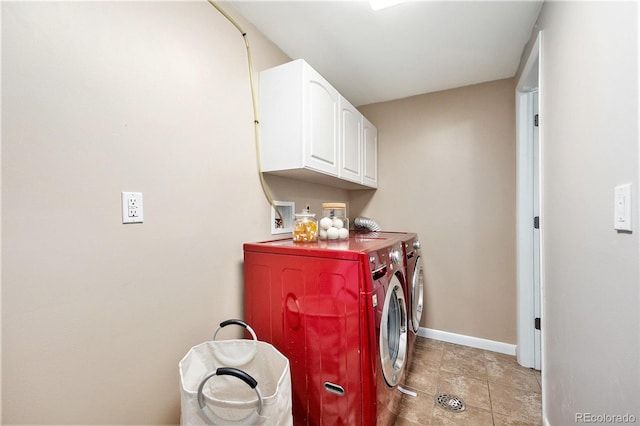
[{"left": 319, "top": 203, "right": 349, "bottom": 240}]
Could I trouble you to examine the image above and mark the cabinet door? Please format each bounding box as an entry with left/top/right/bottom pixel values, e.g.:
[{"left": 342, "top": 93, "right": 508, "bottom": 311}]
[
  {"left": 339, "top": 97, "right": 362, "bottom": 183},
  {"left": 304, "top": 65, "right": 340, "bottom": 175},
  {"left": 363, "top": 117, "right": 378, "bottom": 188}
]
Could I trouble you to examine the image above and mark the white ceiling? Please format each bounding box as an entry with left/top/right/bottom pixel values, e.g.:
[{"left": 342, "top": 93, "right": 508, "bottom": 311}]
[{"left": 227, "top": 0, "right": 543, "bottom": 106}]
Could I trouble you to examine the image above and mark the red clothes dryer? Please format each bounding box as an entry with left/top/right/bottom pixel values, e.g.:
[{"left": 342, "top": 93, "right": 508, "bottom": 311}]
[
  {"left": 402, "top": 233, "right": 425, "bottom": 366},
  {"left": 243, "top": 232, "right": 408, "bottom": 425}
]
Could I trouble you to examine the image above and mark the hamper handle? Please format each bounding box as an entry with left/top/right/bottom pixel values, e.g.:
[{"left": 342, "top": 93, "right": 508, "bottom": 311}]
[
  {"left": 217, "top": 367, "right": 258, "bottom": 388},
  {"left": 197, "top": 367, "right": 264, "bottom": 416},
  {"left": 213, "top": 319, "right": 257, "bottom": 341}
]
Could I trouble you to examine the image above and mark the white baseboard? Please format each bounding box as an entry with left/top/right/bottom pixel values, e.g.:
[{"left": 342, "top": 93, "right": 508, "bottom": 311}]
[{"left": 417, "top": 327, "right": 517, "bottom": 356}]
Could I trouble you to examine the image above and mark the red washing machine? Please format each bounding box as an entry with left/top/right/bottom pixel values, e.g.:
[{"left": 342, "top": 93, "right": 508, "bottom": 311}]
[
  {"left": 243, "top": 232, "right": 409, "bottom": 425},
  {"left": 401, "top": 233, "right": 425, "bottom": 366}
]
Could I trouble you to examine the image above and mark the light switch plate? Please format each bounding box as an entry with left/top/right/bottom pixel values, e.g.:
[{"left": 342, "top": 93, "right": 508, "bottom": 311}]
[
  {"left": 614, "top": 184, "right": 631, "bottom": 231},
  {"left": 122, "top": 192, "right": 144, "bottom": 224}
]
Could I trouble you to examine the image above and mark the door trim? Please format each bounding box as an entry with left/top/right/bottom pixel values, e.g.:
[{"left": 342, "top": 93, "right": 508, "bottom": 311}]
[{"left": 515, "top": 31, "right": 543, "bottom": 370}]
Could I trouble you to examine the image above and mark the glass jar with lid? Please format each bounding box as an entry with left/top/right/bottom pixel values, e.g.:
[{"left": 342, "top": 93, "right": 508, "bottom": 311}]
[
  {"left": 293, "top": 210, "right": 318, "bottom": 243},
  {"left": 319, "top": 203, "right": 349, "bottom": 240}
]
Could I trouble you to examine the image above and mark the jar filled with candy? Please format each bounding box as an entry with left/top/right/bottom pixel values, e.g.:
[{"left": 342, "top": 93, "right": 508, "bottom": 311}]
[{"left": 293, "top": 210, "right": 318, "bottom": 243}]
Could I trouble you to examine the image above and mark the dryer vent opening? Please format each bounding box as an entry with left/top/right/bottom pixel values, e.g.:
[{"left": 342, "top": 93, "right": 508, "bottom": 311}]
[{"left": 435, "top": 393, "right": 466, "bottom": 413}]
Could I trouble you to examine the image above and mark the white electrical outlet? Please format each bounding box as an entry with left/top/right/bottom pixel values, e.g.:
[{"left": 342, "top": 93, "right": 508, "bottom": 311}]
[
  {"left": 122, "top": 192, "right": 144, "bottom": 224},
  {"left": 614, "top": 184, "right": 632, "bottom": 231}
]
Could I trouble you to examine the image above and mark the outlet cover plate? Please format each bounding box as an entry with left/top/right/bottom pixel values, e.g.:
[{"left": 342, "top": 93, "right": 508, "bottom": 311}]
[
  {"left": 614, "top": 183, "right": 632, "bottom": 231},
  {"left": 122, "top": 192, "right": 144, "bottom": 224}
]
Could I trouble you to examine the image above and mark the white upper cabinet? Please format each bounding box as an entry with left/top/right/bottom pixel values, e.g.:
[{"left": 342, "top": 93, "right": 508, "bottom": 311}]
[{"left": 259, "top": 59, "right": 377, "bottom": 190}]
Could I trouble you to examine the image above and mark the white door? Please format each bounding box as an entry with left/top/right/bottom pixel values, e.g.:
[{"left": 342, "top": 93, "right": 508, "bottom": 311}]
[
  {"left": 532, "top": 91, "right": 541, "bottom": 370},
  {"left": 305, "top": 66, "right": 339, "bottom": 175},
  {"left": 339, "top": 97, "right": 362, "bottom": 183},
  {"left": 362, "top": 116, "right": 378, "bottom": 188},
  {"left": 516, "top": 31, "right": 542, "bottom": 371}
]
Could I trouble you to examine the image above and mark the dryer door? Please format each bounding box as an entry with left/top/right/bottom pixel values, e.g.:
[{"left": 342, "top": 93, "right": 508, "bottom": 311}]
[
  {"left": 411, "top": 257, "right": 425, "bottom": 333},
  {"left": 379, "top": 273, "right": 408, "bottom": 387}
]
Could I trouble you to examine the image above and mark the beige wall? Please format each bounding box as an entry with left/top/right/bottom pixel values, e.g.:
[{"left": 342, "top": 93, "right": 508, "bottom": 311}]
[
  {"left": 356, "top": 78, "right": 517, "bottom": 344},
  {"left": 521, "top": 2, "right": 640, "bottom": 423},
  {"left": 1, "top": 2, "right": 348, "bottom": 424}
]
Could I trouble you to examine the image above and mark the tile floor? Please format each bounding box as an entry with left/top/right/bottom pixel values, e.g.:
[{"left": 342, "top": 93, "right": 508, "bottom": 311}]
[{"left": 395, "top": 337, "right": 542, "bottom": 426}]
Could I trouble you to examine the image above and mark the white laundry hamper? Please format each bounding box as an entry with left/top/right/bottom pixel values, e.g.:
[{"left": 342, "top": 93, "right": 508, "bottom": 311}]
[{"left": 179, "top": 320, "right": 292, "bottom": 425}]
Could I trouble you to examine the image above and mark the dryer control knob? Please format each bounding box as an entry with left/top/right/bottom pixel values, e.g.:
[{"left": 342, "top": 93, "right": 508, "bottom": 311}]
[
  {"left": 390, "top": 250, "right": 401, "bottom": 264},
  {"left": 413, "top": 241, "right": 421, "bottom": 250}
]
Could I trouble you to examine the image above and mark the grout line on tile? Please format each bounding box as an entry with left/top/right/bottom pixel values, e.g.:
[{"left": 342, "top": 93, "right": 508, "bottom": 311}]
[{"left": 487, "top": 376, "right": 496, "bottom": 426}]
